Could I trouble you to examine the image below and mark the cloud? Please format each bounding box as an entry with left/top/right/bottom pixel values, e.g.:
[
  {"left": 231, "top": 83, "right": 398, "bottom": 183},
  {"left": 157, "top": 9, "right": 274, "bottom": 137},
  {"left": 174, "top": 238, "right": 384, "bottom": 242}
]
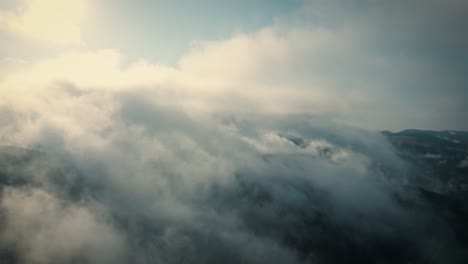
[
  {"left": 3, "top": 0, "right": 467, "bottom": 130},
  {"left": 2, "top": 0, "right": 468, "bottom": 130},
  {"left": 0, "top": 81, "right": 465, "bottom": 263},
  {"left": 0, "top": 30, "right": 365, "bottom": 124},
  {"left": 0, "top": 1, "right": 467, "bottom": 263},
  {"left": 0, "top": 187, "right": 126, "bottom": 264},
  {"left": 0, "top": 0, "right": 87, "bottom": 45}
]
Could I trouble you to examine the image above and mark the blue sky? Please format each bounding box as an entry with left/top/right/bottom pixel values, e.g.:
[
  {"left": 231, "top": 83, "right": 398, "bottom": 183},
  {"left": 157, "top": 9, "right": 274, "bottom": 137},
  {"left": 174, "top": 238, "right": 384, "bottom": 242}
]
[{"left": 84, "top": 0, "right": 302, "bottom": 63}]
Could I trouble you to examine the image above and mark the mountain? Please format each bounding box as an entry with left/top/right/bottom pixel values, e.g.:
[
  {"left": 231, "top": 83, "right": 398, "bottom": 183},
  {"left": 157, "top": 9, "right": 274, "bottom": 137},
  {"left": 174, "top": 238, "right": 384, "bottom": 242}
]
[
  {"left": 383, "top": 129, "right": 468, "bottom": 198},
  {"left": 383, "top": 129, "right": 468, "bottom": 252}
]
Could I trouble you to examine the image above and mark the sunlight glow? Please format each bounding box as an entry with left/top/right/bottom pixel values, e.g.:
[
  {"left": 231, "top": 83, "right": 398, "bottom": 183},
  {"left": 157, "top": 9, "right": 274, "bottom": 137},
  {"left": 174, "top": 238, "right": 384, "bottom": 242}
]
[{"left": 0, "top": 0, "right": 87, "bottom": 45}]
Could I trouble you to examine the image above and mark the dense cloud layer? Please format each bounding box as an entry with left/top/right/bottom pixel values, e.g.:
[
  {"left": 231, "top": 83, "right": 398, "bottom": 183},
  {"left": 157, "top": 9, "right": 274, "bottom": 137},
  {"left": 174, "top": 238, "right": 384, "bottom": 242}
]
[{"left": 0, "top": 84, "right": 466, "bottom": 263}]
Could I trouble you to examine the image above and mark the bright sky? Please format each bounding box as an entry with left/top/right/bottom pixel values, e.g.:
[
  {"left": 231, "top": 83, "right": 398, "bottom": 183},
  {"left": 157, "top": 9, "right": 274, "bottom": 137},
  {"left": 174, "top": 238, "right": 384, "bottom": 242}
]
[{"left": 0, "top": 0, "right": 467, "bottom": 131}]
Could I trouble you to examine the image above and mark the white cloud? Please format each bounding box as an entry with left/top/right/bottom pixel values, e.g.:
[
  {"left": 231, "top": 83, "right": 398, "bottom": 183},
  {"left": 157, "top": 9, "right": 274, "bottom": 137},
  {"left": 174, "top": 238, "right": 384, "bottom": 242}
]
[{"left": 0, "top": 25, "right": 369, "bottom": 125}]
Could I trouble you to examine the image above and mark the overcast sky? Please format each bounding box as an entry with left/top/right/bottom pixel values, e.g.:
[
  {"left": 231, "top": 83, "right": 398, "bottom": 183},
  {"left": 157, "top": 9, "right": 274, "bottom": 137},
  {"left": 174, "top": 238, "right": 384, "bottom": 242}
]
[{"left": 0, "top": 0, "right": 467, "bottom": 131}]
